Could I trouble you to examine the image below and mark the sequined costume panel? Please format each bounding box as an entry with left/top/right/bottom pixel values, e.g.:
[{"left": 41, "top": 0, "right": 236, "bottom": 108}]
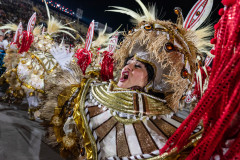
[{"left": 75, "top": 80, "right": 203, "bottom": 159}]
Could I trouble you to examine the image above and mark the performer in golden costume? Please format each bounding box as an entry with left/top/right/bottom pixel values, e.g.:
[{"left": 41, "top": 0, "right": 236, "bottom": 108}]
[
  {"left": 0, "top": 1, "right": 76, "bottom": 120},
  {"left": 42, "top": 0, "right": 214, "bottom": 159}
]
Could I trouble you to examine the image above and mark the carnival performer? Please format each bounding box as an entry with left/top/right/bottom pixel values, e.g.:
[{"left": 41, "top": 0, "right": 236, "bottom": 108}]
[
  {"left": 0, "top": 0, "right": 76, "bottom": 120},
  {"left": 160, "top": 0, "right": 240, "bottom": 159},
  {"left": 40, "top": 22, "right": 118, "bottom": 121},
  {"left": 40, "top": 21, "right": 122, "bottom": 158},
  {"left": 41, "top": 0, "right": 215, "bottom": 159}
]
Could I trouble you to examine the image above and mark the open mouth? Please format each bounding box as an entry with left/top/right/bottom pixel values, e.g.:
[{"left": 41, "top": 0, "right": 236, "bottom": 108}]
[{"left": 120, "top": 71, "right": 129, "bottom": 82}]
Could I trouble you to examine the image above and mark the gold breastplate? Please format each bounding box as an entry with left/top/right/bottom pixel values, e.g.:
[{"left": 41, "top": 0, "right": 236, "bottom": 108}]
[{"left": 91, "top": 81, "right": 173, "bottom": 118}]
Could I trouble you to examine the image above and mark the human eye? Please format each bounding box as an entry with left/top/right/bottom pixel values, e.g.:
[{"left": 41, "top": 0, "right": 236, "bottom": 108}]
[{"left": 135, "top": 64, "right": 141, "bottom": 68}]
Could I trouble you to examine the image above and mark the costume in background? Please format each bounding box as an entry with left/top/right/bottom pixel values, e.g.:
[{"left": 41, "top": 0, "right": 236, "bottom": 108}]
[{"left": 0, "top": 1, "right": 76, "bottom": 120}]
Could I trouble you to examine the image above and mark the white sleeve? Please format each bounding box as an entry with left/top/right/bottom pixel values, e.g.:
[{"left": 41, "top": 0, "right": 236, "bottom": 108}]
[
  {"left": 3, "top": 40, "right": 8, "bottom": 50},
  {"left": 0, "top": 42, "right": 3, "bottom": 49}
]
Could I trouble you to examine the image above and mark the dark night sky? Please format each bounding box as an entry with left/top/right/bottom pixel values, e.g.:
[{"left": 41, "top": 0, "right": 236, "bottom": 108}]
[{"left": 43, "top": 0, "right": 223, "bottom": 31}]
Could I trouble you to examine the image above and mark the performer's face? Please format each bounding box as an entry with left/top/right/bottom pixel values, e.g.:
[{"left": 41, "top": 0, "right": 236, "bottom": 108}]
[{"left": 117, "top": 57, "right": 148, "bottom": 89}]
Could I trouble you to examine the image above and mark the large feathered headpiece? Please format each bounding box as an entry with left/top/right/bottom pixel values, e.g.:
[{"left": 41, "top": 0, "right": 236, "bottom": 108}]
[{"left": 107, "top": 0, "right": 213, "bottom": 111}]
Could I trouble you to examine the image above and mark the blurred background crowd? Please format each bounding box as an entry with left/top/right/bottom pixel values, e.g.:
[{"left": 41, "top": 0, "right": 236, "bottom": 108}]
[{"left": 0, "top": 0, "right": 90, "bottom": 53}]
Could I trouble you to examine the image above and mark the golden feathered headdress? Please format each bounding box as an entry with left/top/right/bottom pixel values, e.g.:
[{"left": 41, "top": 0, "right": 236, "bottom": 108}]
[{"left": 107, "top": 0, "right": 213, "bottom": 111}]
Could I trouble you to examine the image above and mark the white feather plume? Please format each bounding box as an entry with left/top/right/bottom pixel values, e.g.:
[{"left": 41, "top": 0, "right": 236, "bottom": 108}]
[
  {"left": 106, "top": 0, "right": 157, "bottom": 24},
  {"left": 50, "top": 45, "right": 74, "bottom": 71},
  {"left": 135, "top": 0, "right": 156, "bottom": 21},
  {"left": 0, "top": 23, "right": 18, "bottom": 32}
]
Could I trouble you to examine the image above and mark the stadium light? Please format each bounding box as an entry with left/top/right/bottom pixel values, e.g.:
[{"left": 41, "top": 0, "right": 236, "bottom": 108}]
[{"left": 42, "top": 0, "right": 75, "bottom": 16}]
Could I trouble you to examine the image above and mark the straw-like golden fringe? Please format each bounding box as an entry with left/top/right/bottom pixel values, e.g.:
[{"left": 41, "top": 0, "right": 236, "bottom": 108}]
[
  {"left": 47, "top": 16, "right": 77, "bottom": 39},
  {"left": 40, "top": 62, "right": 83, "bottom": 121},
  {"left": 107, "top": 0, "right": 157, "bottom": 25},
  {"left": 1, "top": 49, "right": 23, "bottom": 93},
  {"left": 43, "top": 0, "right": 77, "bottom": 39},
  {"left": 40, "top": 62, "right": 84, "bottom": 155},
  {"left": 114, "top": 20, "right": 211, "bottom": 110},
  {"left": 0, "top": 23, "right": 18, "bottom": 34},
  {"left": 110, "top": 0, "right": 213, "bottom": 111},
  {"left": 92, "top": 24, "right": 110, "bottom": 48},
  {"left": 76, "top": 33, "right": 85, "bottom": 44},
  {"left": 92, "top": 24, "right": 121, "bottom": 48},
  {"left": 3, "top": 49, "right": 19, "bottom": 69},
  {"left": 33, "top": 25, "right": 42, "bottom": 36},
  {"left": 194, "top": 25, "right": 214, "bottom": 57}
]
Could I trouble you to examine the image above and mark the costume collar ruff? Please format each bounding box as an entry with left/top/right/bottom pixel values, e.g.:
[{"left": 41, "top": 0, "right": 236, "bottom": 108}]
[{"left": 90, "top": 81, "right": 173, "bottom": 117}]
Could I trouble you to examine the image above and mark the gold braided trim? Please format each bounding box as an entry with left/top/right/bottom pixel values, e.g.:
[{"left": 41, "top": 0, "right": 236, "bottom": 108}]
[
  {"left": 30, "top": 52, "right": 58, "bottom": 74},
  {"left": 15, "top": 65, "right": 44, "bottom": 93},
  {"left": 57, "top": 84, "right": 80, "bottom": 107},
  {"left": 52, "top": 84, "right": 81, "bottom": 144},
  {"left": 73, "top": 78, "right": 97, "bottom": 160}
]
